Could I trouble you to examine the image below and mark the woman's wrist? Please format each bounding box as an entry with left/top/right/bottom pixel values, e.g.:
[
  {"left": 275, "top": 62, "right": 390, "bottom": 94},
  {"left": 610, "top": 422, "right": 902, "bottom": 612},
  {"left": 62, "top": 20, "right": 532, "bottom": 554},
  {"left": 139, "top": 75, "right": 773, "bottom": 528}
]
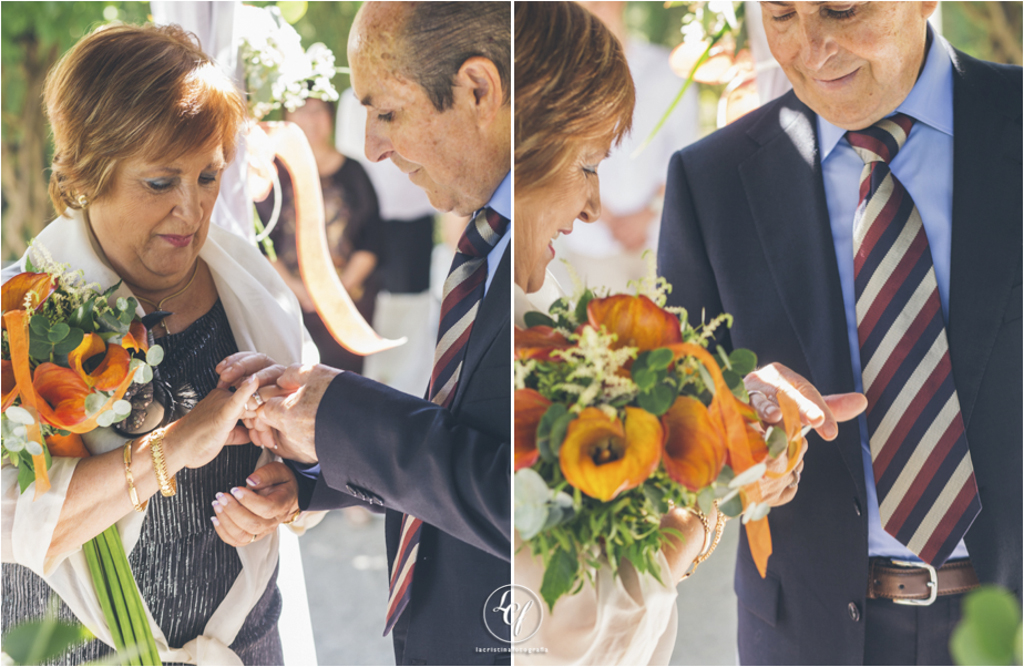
[{"left": 156, "top": 420, "right": 190, "bottom": 476}]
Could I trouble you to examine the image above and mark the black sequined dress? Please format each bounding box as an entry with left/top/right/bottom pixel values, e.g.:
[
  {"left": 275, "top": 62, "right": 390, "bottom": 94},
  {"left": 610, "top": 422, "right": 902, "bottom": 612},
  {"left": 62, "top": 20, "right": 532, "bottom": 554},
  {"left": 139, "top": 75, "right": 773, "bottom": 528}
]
[{"left": 1, "top": 300, "right": 283, "bottom": 665}]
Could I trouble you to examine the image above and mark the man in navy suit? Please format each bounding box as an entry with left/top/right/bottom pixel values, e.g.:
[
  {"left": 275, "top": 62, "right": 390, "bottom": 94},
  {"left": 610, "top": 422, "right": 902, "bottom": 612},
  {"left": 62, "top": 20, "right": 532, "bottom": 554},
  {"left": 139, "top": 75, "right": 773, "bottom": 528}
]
[
  {"left": 222, "top": 3, "right": 511, "bottom": 665},
  {"left": 659, "top": 2, "right": 1021, "bottom": 664}
]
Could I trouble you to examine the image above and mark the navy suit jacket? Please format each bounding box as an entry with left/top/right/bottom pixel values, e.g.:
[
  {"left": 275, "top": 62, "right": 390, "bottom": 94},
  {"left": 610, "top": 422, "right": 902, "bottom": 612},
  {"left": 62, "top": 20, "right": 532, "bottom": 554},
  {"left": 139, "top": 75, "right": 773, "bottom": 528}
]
[
  {"left": 658, "top": 46, "right": 1021, "bottom": 665},
  {"left": 295, "top": 247, "right": 511, "bottom": 665}
]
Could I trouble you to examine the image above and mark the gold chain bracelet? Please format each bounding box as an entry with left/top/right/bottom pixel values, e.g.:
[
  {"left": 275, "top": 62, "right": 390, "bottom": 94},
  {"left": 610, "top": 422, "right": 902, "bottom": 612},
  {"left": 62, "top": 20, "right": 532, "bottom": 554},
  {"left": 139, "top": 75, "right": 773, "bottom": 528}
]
[
  {"left": 147, "top": 426, "right": 177, "bottom": 498},
  {"left": 679, "top": 501, "right": 728, "bottom": 581},
  {"left": 123, "top": 440, "right": 148, "bottom": 512}
]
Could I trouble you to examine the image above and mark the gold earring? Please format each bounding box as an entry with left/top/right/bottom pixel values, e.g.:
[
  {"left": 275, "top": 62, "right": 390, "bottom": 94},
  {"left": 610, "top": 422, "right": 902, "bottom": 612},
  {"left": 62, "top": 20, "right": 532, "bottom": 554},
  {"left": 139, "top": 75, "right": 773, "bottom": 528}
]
[{"left": 76, "top": 194, "right": 89, "bottom": 208}]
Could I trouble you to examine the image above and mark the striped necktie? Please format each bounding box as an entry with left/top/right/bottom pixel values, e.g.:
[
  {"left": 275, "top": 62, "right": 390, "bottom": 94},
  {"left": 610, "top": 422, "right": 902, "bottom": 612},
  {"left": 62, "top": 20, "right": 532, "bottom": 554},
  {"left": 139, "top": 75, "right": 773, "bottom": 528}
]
[
  {"left": 850, "top": 113, "right": 981, "bottom": 567},
  {"left": 383, "top": 207, "right": 508, "bottom": 636}
]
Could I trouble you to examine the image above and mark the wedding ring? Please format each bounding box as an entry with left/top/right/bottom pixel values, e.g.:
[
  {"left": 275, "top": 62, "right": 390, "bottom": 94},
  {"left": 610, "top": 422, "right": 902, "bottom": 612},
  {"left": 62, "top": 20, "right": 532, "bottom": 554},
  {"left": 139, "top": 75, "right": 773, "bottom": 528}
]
[
  {"left": 251, "top": 390, "right": 265, "bottom": 407},
  {"left": 788, "top": 470, "right": 801, "bottom": 489},
  {"left": 249, "top": 533, "right": 258, "bottom": 544},
  {"left": 283, "top": 508, "right": 302, "bottom": 526}
]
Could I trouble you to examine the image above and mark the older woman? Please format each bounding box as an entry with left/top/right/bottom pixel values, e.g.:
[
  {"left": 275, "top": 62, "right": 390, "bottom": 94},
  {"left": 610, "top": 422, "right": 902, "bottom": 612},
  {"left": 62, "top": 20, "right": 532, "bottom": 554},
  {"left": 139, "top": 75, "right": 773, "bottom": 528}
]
[
  {"left": 513, "top": 3, "right": 865, "bottom": 665},
  {"left": 1, "top": 24, "right": 314, "bottom": 665}
]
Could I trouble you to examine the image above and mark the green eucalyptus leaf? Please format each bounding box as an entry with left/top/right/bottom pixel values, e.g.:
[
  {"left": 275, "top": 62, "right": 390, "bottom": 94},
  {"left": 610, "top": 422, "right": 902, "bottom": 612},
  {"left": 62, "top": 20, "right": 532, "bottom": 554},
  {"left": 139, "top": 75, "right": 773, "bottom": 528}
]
[
  {"left": 638, "top": 384, "right": 675, "bottom": 417},
  {"left": 697, "top": 363, "right": 716, "bottom": 395},
  {"left": 632, "top": 367, "right": 655, "bottom": 392},
  {"left": 540, "top": 545, "right": 578, "bottom": 612},
  {"left": 118, "top": 309, "right": 133, "bottom": 326},
  {"left": 116, "top": 297, "right": 128, "bottom": 311},
  {"left": 718, "top": 494, "right": 743, "bottom": 518},
  {"left": 53, "top": 328, "right": 85, "bottom": 356},
  {"left": 84, "top": 393, "right": 106, "bottom": 417},
  {"left": 548, "top": 412, "right": 573, "bottom": 458},
  {"left": 29, "top": 315, "right": 50, "bottom": 335},
  {"left": 950, "top": 586, "right": 1023, "bottom": 667},
  {"left": 523, "top": 311, "right": 557, "bottom": 329},
  {"left": 697, "top": 487, "right": 715, "bottom": 515},
  {"left": 96, "top": 311, "right": 126, "bottom": 334},
  {"left": 647, "top": 348, "right": 673, "bottom": 370},
  {"left": 765, "top": 427, "right": 788, "bottom": 458},
  {"left": 95, "top": 410, "right": 116, "bottom": 428},
  {"left": 146, "top": 345, "right": 164, "bottom": 367},
  {"left": 47, "top": 322, "right": 70, "bottom": 343},
  {"left": 729, "top": 349, "right": 757, "bottom": 376},
  {"left": 29, "top": 339, "right": 54, "bottom": 359},
  {"left": 537, "top": 403, "right": 568, "bottom": 463}
]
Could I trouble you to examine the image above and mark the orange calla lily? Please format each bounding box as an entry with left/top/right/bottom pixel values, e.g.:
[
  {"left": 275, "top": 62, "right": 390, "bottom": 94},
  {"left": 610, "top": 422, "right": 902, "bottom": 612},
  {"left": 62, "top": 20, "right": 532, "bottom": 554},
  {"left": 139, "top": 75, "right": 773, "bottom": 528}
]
[
  {"left": 2, "top": 360, "right": 17, "bottom": 411},
  {"left": 33, "top": 363, "right": 93, "bottom": 428},
  {"left": 587, "top": 295, "right": 683, "bottom": 355},
  {"left": 559, "top": 406, "right": 663, "bottom": 502},
  {"left": 515, "top": 389, "right": 550, "bottom": 471},
  {"left": 662, "top": 396, "right": 727, "bottom": 491},
  {"left": 1, "top": 272, "right": 53, "bottom": 321},
  {"left": 121, "top": 320, "right": 149, "bottom": 353},
  {"left": 68, "top": 334, "right": 132, "bottom": 391},
  {"left": 45, "top": 431, "right": 90, "bottom": 459},
  {"left": 515, "top": 326, "right": 571, "bottom": 362}
]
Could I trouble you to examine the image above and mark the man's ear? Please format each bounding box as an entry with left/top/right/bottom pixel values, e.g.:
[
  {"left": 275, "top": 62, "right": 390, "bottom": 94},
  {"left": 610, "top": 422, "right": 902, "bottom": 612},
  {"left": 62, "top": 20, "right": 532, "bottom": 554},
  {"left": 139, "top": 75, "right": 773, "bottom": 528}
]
[{"left": 455, "top": 56, "right": 504, "bottom": 123}]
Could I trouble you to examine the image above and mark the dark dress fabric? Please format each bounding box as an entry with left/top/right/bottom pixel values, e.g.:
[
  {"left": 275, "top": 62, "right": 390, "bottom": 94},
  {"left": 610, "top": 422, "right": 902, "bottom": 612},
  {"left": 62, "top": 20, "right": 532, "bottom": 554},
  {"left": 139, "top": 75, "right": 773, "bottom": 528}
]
[
  {"left": 1, "top": 300, "right": 283, "bottom": 666},
  {"left": 256, "top": 156, "right": 384, "bottom": 373}
]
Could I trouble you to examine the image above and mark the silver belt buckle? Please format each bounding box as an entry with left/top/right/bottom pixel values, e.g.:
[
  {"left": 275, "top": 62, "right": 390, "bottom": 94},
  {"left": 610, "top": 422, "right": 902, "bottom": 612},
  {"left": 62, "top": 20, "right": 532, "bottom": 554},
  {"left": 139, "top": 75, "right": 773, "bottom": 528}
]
[{"left": 890, "top": 559, "right": 938, "bottom": 606}]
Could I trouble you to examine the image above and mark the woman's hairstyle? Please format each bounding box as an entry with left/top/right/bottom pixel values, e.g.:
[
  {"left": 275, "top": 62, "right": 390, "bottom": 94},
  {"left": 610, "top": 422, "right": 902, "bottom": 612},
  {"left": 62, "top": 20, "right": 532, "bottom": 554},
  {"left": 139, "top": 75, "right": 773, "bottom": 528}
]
[
  {"left": 44, "top": 23, "right": 247, "bottom": 214},
  {"left": 514, "top": 1, "right": 635, "bottom": 193}
]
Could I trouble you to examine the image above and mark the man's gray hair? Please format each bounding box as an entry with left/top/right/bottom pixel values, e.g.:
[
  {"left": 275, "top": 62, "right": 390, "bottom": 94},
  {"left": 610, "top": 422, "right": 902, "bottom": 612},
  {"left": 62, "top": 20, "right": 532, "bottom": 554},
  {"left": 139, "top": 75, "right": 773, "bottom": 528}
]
[{"left": 400, "top": 2, "right": 510, "bottom": 111}]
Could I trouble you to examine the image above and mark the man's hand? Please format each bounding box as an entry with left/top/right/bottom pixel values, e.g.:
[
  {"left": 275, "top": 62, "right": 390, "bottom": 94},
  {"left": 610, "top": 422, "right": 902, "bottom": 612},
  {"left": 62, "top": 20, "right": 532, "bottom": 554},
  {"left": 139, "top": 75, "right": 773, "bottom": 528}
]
[
  {"left": 249, "top": 364, "right": 341, "bottom": 464},
  {"left": 759, "top": 440, "right": 807, "bottom": 507},
  {"left": 211, "top": 462, "right": 300, "bottom": 546},
  {"left": 745, "top": 362, "right": 867, "bottom": 441}
]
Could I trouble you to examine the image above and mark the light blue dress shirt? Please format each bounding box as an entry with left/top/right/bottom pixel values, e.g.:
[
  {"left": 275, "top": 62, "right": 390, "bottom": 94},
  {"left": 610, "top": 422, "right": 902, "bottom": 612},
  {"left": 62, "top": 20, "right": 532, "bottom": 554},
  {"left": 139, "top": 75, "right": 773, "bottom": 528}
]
[
  {"left": 818, "top": 29, "right": 969, "bottom": 562},
  {"left": 484, "top": 170, "right": 512, "bottom": 295}
]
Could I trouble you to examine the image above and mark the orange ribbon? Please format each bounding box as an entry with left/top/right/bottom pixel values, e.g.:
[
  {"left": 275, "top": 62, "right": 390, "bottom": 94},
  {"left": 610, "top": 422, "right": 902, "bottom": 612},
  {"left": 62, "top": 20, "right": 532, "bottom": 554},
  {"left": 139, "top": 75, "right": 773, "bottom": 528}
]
[
  {"left": 5, "top": 310, "right": 52, "bottom": 498},
  {"left": 666, "top": 342, "right": 772, "bottom": 577}
]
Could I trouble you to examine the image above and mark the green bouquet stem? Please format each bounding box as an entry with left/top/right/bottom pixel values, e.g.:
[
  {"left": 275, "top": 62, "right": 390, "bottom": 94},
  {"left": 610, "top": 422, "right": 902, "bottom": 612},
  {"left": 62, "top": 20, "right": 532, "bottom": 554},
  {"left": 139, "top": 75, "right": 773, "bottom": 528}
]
[{"left": 83, "top": 525, "right": 162, "bottom": 666}]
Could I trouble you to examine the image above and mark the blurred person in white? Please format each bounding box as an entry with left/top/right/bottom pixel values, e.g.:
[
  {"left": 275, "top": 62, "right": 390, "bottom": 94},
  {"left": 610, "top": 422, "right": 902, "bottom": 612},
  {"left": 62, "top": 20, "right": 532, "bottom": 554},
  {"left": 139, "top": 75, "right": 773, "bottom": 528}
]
[
  {"left": 336, "top": 88, "right": 439, "bottom": 396},
  {"left": 551, "top": 1, "right": 699, "bottom": 294}
]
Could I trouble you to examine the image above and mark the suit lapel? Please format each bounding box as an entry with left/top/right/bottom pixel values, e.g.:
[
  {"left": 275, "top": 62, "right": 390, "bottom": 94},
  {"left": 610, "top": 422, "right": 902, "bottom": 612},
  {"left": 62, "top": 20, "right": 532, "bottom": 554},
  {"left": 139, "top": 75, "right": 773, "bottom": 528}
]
[
  {"left": 738, "top": 93, "right": 864, "bottom": 493},
  {"left": 946, "top": 48, "right": 1022, "bottom": 428},
  {"left": 451, "top": 243, "right": 510, "bottom": 409}
]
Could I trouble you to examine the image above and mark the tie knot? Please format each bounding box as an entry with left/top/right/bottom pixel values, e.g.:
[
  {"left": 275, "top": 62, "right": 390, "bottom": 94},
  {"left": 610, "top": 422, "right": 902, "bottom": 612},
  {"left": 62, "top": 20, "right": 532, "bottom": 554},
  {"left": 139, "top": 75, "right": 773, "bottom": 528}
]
[
  {"left": 846, "top": 113, "right": 915, "bottom": 165},
  {"left": 457, "top": 207, "right": 508, "bottom": 258}
]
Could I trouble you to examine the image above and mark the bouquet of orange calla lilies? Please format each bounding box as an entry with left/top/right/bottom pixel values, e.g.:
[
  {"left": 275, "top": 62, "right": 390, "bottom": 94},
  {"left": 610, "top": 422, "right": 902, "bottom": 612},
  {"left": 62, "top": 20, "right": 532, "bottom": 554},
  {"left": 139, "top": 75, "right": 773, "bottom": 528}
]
[
  {"left": 2, "top": 244, "right": 164, "bottom": 665},
  {"left": 514, "top": 270, "right": 805, "bottom": 610}
]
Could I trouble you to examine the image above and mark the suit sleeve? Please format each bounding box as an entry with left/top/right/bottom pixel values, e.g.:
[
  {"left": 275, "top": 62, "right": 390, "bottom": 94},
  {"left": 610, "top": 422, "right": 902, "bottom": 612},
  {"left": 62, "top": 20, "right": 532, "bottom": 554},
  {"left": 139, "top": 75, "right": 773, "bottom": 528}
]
[
  {"left": 313, "top": 372, "right": 510, "bottom": 561},
  {"left": 657, "top": 150, "right": 733, "bottom": 351}
]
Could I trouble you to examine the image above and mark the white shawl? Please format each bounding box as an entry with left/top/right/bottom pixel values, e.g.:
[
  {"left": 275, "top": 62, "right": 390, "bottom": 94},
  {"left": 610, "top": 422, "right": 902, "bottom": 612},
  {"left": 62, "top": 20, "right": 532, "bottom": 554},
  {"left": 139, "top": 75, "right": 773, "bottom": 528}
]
[{"left": 1, "top": 211, "right": 319, "bottom": 665}]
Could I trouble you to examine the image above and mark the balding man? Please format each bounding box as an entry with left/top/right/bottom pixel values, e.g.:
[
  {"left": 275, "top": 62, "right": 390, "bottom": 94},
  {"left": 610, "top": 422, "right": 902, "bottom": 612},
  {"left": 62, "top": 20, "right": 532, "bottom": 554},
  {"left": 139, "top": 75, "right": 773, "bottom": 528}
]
[
  {"left": 220, "top": 3, "right": 511, "bottom": 664},
  {"left": 659, "top": 3, "right": 1021, "bottom": 664}
]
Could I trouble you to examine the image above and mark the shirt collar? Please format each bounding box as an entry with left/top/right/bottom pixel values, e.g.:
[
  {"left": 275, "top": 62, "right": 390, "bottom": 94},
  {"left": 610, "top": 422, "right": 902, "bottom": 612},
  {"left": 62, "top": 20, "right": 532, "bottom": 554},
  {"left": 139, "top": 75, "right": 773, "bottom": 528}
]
[
  {"left": 818, "top": 25, "right": 954, "bottom": 160},
  {"left": 484, "top": 170, "right": 511, "bottom": 222}
]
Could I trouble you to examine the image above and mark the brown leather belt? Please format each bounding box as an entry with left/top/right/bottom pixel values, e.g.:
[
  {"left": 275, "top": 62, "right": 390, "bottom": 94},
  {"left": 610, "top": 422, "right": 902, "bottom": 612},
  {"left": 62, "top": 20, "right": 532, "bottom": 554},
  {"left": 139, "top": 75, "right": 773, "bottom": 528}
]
[{"left": 867, "top": 558, "right": 979, "bottom": 606}]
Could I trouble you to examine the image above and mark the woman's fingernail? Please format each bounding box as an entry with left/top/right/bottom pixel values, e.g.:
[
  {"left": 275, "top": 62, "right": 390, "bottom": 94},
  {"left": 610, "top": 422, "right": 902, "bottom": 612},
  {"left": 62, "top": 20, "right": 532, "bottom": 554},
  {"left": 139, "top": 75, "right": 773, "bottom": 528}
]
[
  {"left": 213, "top": 502, "right": 223, "bottom": 514},
  {"left": 246, "top": 476, "right": 258, "bottom": 487},
  {"left": 767, "top": 405, "right": 781, "bottom": 418},
  {"left": 231, "top": 487, "right": 244, "bottom": 499},
  {"left": 216, "top": 492, "right": 228, "bottom": 504},
  {"left": 211, "top": 516, "right": 220, "bottom": 527}
]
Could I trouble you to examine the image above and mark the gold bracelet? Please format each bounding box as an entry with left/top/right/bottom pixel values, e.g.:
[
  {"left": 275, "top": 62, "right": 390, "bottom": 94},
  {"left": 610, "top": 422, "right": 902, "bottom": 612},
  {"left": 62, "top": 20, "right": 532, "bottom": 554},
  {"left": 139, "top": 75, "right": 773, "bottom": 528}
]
[
  {"left": 282, "top": 508, "right": 302, "bottom": 526},
  {"left": 123, "top": 441, "right": 148, "bottom": 513},
  {"left": 679, "top": 506, "right": 712, "bottom": 581},
  {"left": 147, "top": 426, "right": 177, "bottom": 498},
  {"left": 692, "top": 501, "right": 728, "bottom": 567}
]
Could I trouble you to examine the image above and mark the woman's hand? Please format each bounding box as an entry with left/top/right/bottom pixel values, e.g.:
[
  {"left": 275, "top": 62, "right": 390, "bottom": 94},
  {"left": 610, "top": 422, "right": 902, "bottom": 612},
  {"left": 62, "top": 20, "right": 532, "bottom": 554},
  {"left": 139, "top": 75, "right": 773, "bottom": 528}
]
[
  {"left": 164, "top": 376, "right": 260, "bottom": 471},
  {"left": 210, "top": 462, "right": 300, "bottom": 546},
  {"left": 661, "top": 502, "right": 720, "bottom": 583},
  {"left": 216, "top": 351, "right": 286, "bottom": 390}
]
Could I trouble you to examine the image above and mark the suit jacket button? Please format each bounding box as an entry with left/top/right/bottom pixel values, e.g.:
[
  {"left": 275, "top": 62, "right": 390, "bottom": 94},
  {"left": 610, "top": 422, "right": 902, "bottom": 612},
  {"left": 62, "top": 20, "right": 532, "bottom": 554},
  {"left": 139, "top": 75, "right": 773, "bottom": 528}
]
[
  {"left": 848, "top": 602, "right": 861, "bottom": 622},
  {"left": 853, "top": 498, "right": 863, "bottom": 516}
]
